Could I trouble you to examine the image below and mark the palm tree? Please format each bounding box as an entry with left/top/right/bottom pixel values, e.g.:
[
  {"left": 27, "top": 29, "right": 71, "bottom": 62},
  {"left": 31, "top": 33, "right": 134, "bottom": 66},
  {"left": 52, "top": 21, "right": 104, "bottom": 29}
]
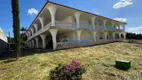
[{"left": 11, "top": 0, "right": 21, "bottom": 59}]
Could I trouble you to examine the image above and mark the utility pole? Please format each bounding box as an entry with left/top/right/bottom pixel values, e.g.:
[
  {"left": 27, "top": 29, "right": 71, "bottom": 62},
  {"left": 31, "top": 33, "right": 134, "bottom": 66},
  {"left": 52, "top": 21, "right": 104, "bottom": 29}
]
[
  {"left": 8, "top": 32, "right": 11, "bottom": 51},
  {"left": 9, "top": 32, "right": 11, "bottom": 44}
]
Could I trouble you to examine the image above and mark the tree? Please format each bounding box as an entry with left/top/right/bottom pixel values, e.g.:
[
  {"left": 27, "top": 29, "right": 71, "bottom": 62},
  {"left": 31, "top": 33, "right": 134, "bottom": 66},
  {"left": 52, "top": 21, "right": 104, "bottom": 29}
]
[
  {"left": 126, "top": 33, "right": 142, "bottom": 40},
  {"left": 20, "top": 27, "right": 26, "bottom": 34},
  {"left": 11, "top": 0, "right": 21, "bottom": 59}
]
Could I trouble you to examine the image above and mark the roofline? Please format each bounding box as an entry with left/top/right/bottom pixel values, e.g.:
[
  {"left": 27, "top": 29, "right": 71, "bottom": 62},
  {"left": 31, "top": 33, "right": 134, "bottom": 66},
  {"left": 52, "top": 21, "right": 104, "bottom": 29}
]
[
  {"left": 28, "top": 2, "right": 49, "bottom": 30},
  {"left": 28, "top": 1, "right": 127, "bottom": 30},
  {"left": 49, "top": 1, "right": 127, "bottom": 24}
]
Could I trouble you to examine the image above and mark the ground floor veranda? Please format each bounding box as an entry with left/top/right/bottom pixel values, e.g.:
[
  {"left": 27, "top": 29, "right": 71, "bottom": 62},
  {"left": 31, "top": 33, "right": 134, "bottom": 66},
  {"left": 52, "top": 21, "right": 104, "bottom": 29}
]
[{"left": 27, "top": 28, "right": 126, "bottom": 50}]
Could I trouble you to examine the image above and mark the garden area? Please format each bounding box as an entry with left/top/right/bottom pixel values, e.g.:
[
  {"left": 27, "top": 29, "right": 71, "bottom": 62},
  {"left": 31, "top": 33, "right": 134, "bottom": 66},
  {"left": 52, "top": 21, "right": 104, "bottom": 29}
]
[{"left": 0, "top": 42, "right": 142, "bottom": 80}]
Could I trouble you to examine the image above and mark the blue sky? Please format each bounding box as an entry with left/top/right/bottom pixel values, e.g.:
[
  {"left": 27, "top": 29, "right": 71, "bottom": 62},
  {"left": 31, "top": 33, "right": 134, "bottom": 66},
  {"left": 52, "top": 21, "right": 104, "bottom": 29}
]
[{"left": 0, "top": 0, "right": 142, "bottom": 37}]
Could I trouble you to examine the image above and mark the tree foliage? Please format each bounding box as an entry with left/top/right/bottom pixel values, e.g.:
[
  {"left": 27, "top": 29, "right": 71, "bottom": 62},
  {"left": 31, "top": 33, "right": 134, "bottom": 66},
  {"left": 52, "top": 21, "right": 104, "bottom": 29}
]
[
  {"left": 126, "top": 33, "right": 142, "bottom": 40},
  {"left": 11, "top": 0, "right": 21, "bottom": 59}
]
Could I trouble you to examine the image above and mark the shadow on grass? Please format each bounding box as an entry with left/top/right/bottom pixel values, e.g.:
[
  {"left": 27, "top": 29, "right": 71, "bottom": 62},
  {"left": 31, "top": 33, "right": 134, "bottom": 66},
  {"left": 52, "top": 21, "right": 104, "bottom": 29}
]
[
  {"left": 0, "top": 41, "right": 121, "bottom": 61},
  {"left": 0, "top": 48, "right": 55, "bottom": 61},
  {"left": 3, "top": 59, "right": 17, "bottom": 63}
]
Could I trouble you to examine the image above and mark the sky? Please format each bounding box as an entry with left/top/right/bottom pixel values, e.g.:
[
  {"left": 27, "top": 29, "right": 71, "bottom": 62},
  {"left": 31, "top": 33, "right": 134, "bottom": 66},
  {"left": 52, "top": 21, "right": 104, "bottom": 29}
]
[{"left": 0, "top": 0, "right": 142, "bottom": 37}]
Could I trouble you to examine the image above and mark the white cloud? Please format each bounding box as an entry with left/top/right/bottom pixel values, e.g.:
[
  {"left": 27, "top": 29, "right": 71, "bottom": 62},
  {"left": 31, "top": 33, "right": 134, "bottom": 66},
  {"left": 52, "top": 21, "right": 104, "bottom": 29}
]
[
  {"left": 127, "top": 26, "right": 142, "bottom": 34},
  {"left": 28, "top": 8, "right": 38, "bottom": 15},
  {"left": 113, "top": 18, "right": 127, "bottom": 22},
  {"left": 113, "top": 0, "right": 133, "bottom": 9}
]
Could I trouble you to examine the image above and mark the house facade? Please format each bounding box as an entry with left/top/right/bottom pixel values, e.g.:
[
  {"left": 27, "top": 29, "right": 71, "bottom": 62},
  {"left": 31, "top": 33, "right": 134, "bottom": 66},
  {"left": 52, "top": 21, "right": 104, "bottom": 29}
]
[
  {"left": 0, "top": 28, "right": 8, "bottom": 54},
  {"left": 25, "top": 1, "right": 127, "bottom": 50}
]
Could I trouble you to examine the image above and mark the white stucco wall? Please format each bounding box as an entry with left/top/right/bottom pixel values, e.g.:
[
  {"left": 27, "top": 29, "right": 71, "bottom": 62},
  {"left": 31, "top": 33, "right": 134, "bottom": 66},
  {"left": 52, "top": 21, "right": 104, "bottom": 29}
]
[
  {"left": 96, "top": 32, "right": 105, "bottom": 40},
  {"left": 80, "top": 31, "right": 93, "bottom": 42},
  {"left": 57, "top": 31, "right": 77, "bottom": 42},
  {"left": 0, "top": 28, "right": 8, "bottom": 43},
  {"left": 62, "top": 16, "right": 74, "bottom": 23}
]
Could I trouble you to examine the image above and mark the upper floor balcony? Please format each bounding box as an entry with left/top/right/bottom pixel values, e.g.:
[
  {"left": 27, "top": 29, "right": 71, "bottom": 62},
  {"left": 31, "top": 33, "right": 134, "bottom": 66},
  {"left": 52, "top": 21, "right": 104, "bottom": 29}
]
[
  {"left": 27, "top": 21, "right": 124, "bottom": 40},
  {"left": 54, "top": 21, "right": 124, "bottom": 32}
]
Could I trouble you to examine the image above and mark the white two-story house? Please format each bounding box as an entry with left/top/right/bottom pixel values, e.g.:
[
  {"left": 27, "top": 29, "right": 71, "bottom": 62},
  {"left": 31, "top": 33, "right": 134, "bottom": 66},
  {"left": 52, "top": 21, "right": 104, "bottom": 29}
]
[{"left": 25, "top": 1, "right": 127, "bottom": 50}]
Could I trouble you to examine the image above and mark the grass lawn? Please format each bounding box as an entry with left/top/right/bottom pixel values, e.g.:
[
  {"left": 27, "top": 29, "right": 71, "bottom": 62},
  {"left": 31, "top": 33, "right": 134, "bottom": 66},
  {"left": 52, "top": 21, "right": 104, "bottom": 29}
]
[{"left": 0, "top": 42, "right": 142, "bottom": 80}]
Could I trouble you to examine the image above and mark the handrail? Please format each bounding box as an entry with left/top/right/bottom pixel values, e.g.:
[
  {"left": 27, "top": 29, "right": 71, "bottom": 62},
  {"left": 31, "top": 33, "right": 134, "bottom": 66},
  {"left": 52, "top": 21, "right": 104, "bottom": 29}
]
[
  {"left": 55, "top": 21, "right": 77, "bottom": 29},
  {"left": 28, "top": 21, "right": 124, "bottom": 41}
]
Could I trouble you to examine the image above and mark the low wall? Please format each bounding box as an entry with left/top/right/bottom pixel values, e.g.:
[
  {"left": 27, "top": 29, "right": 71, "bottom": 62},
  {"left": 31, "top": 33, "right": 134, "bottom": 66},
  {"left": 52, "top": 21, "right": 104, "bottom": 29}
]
[
  {"left": 56, "top": 39, "right": 122, "bottom": 50},
  {"left": 0, "top": 39, "right": 8, "bottom": 55}
]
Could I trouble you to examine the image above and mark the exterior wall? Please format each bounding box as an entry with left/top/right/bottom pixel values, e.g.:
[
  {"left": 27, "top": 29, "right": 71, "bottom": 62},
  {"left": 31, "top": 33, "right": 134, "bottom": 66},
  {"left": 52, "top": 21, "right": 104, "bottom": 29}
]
[
  {"left": 44, "top": 19, "right": 51, "bottom": 26},
  {"left": 80, "top": 17, "right": 92, "bottom": 29},
  {"left": 0, "top": 39, "right": 8, "bottom": 54},
  {"left": 0, "top": 28, "right": 8, "bottom": 54},
  {"left": 62, "top": 16, "right": 74, "bottom": 23},
  {"left": 80, "top": 31, "right": 93, "bottom": 42},
  {"left": 96, "top": 32, "right": 105, "bottom": 40},
  {"left": 57, "top": 31, "right": 77, "bottom": 42},
  {"left": 80, "top": 17, "right": 89, "bottom": 25}
]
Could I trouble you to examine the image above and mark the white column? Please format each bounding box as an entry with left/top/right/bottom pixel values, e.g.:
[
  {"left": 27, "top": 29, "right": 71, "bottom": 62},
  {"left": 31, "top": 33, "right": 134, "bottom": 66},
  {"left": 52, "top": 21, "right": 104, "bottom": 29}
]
[
  {"left": 27, "top": 31, "right": 30, "bottom": 37},
  {"left": 33, "top": 24, "right": 38, "bottom": 33},
  {"left": 31, "top": 40, "right": 34, "bottom": 48},
  {"left": 113, "top": 33, "right": 116, "bottom": 41},
  {"left": 40, "top": 34, "right": 46, "bottom": 49},
  {"left": 35, "top": 37, "right": 39, "bottom": 48},
  {"left": 31, "top": 28, "right": 33, "bottom": 36},
  {"left": 123, "top": 33, "right": 126, "bottom": 39},
  {"left": 48, "top": 5, "right": 57, "bottom": 26},
  {"left": 119, "top": 33, "right": 122, "bottom": 39},
  {"left": 104, "top": 32, "right": 108, "bottom": 41},
  {"left": 74, "top": 12, "right": 81, "bottom": 28},
  {"left": 91, "top": 17, "right": 96, "bottom": 29},
  {"left": 103, "top": 19, "right": 107, "bottom": 30},
  {"left": 112, "top": 22, "right": 115, "bottom": 30},
  {"left": 92, "top": 31, "right": 97, "bottom": 43},
  {"left": 38, "top": 17, "right": 44, "bottom": 29},
  {"left": 76, "top": 30, "right": 82, "bottom": 41},
  {"left": 49, "top": 29, "right": 58, "bottom": 50},
  {"left": 122, "top": 24, "right": 125, "bottom": 32},
  {"left": 25, "top": 32, "right": 28, "bottom": 38}
]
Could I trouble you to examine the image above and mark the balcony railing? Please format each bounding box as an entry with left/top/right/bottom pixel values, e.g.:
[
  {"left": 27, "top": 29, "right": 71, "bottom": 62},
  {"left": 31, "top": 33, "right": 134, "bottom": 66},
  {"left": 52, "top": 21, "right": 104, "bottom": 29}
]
[
  {"left": 80, "top": 23, "right": 93, "bottom": 30},
  {"left": 28, "top": 21, "right": 124, "bottom": 40},
  {"left": 95, "top": 26, "right": 105, "bottom": 31},
  {"left": 55, "top": 21, "right": 77, "bottom": 30}
]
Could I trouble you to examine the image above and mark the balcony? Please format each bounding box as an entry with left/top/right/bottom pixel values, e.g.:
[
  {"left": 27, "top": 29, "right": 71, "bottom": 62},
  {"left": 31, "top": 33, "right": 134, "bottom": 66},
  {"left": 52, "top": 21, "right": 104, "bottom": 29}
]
[
  {"left": 54, "top": 21, "right": 77, "bottom": 30},
  {"left": 28, "top": 21, "right": 124, "bottom": 40},
  {"left": 95, "top": 26, "right": 105, "bottom": 31},
  {"left": 54, "top": 21, "right": 106, "bottom": 31},
  {"left": 28, "top": 22, "right": 52, "bottom": 40},
  {"left": 80, "top": 23, "right": 93, "bottom": 30}
]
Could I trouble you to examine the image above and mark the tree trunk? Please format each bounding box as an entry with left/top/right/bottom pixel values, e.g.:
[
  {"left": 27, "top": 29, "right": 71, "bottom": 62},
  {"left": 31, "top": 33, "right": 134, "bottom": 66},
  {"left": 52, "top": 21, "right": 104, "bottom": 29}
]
[{"left": 11, "top": 0, "right": 21, "bottom": 59}]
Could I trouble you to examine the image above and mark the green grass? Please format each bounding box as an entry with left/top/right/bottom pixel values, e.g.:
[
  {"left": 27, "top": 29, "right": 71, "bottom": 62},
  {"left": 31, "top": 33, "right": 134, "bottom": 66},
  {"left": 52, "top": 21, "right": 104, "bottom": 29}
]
[{"left": 0, "top": 42, "right": 142, "bottom": 80}]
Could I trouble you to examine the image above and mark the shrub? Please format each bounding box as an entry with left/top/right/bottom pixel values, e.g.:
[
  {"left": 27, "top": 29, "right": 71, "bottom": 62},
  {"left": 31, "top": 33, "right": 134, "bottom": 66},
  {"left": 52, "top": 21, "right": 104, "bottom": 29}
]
[
  {"left": 128, "top": 40, "right": 137, "bottom": 43},
  {"left": 49, "top": 60, "right": 86, "bottom": 80}
]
